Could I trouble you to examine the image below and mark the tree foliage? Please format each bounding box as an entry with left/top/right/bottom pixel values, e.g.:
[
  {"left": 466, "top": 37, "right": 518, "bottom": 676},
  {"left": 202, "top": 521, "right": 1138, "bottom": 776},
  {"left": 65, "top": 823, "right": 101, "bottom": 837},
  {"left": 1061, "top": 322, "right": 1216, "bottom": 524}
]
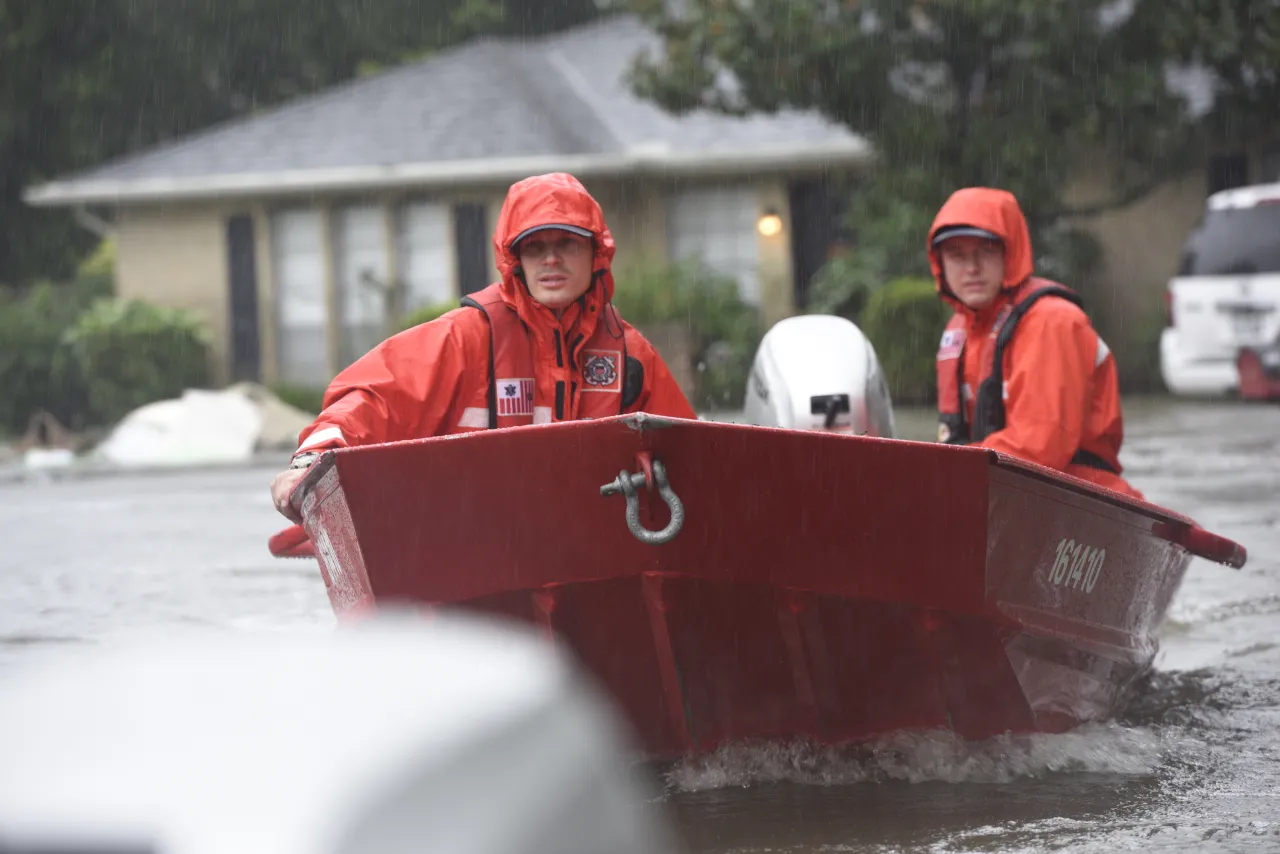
[
  {"left": 0, "top": 0, "right": 602, "bottom": 285},
  {"left": 625, "top": 0, "right": 1278, "bottom": 313},
  {"left": 1142, "top": 0, "right": 1280, "bottom": 144}
]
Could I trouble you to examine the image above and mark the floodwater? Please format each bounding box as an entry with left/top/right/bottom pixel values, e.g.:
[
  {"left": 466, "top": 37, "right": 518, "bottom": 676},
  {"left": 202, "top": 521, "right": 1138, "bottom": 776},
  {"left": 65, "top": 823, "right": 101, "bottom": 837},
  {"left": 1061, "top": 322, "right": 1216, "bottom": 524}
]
[{"left": 1, "top": 398, "right": 1277, "bottom": 852}]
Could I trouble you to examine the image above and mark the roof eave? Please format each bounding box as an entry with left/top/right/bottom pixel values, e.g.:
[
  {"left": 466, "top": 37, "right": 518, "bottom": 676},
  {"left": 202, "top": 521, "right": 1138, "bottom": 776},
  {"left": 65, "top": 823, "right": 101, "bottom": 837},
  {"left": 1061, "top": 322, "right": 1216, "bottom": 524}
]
[{"left": 24, "top": 143, "right": 872, "bottom": 207}]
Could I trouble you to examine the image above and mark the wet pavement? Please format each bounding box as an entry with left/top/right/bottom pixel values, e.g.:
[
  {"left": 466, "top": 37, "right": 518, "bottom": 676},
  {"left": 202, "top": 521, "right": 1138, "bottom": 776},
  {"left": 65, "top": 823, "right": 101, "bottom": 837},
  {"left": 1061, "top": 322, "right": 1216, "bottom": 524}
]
[{"left": 0, "top": 397, "right": 1277, "bottom": 852}]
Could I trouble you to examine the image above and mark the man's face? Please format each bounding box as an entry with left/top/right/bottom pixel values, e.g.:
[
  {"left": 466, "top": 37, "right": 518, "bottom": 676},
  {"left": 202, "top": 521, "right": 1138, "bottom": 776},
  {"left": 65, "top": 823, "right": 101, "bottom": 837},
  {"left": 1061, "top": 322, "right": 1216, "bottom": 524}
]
[
  {"left": 517, "top": 230, "right": 594, "bottom": 310},
  {"left": 939, "top": 236, "right": 1005, "bottom": 310}
]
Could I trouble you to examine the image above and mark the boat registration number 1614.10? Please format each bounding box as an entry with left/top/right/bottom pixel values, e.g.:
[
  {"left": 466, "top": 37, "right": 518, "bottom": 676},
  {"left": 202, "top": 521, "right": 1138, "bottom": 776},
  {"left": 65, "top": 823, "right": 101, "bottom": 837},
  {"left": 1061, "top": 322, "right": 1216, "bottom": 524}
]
[{"left": 1049, "top": 538, "right": 1105, "bottom": 592}]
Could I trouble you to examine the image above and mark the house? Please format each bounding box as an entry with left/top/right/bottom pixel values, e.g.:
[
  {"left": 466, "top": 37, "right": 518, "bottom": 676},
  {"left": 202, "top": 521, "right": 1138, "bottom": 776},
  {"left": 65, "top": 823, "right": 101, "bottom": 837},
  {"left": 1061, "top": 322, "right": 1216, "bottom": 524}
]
[
  {"left": 23, "top": 15, "right": 870, "bottom": 390},
  {"left": 29, "top": 13, "right": 1275, "bottom": 394}
]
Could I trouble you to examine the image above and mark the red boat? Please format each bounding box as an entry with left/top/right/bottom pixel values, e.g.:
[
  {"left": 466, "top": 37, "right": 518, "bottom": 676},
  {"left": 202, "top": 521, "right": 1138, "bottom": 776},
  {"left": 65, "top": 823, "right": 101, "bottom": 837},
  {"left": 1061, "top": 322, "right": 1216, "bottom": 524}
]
[{"left": 269, "top": 413, "right": 1246, "bottom": 760}]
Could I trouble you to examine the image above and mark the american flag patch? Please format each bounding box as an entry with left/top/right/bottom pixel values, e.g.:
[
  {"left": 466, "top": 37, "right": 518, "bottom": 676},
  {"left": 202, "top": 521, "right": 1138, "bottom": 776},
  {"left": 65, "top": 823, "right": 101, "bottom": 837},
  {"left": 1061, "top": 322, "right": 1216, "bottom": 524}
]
[
  {"left": 938, "top": 329, "right": 965, "bottom": 361},
  {"left": 496, "top": 378, "right": 535, "bottom": 417}
]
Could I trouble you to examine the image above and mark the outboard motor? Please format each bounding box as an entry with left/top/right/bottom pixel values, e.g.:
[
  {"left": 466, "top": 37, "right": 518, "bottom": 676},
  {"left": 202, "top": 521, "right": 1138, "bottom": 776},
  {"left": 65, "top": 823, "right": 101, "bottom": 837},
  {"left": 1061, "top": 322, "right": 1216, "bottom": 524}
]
[{"left": 743, "top": 314, "right": 896, "bottom": 437}]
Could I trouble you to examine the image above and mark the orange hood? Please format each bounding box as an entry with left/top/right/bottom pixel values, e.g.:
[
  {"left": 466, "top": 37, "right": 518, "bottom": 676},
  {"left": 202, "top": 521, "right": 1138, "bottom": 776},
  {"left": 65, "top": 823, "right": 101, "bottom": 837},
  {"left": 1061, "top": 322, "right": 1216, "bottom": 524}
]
[
  {"left": 928, "top": 188, "right": 1034, "bottom": 307},
  {"left": 492, "top": 173, "right": 617, "bottom": 317}
]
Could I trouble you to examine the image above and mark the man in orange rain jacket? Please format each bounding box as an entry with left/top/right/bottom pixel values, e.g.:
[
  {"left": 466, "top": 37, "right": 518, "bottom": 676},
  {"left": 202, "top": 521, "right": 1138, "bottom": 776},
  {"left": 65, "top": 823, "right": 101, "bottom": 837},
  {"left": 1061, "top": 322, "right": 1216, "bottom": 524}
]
[
  {"left": 928, "top": 187, "right": 1145, "bottom": 500},
  {"left": 270, "top": 172, "right": 696, "bottom": 522}
]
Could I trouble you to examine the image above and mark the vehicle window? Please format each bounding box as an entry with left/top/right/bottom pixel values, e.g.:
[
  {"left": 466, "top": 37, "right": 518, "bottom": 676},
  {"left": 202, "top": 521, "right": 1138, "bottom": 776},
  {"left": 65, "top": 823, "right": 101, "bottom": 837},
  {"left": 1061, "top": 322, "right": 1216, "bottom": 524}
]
[{"left": 1178, "top": 203, "right": 1280, "bottom": 275}]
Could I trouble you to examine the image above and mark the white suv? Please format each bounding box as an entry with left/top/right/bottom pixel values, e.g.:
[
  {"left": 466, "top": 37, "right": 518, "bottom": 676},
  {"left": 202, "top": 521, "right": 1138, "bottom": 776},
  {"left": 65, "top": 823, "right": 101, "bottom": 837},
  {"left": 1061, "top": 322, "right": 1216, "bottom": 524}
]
[{"left": 1161, "top": 181, "right": 1280, "bottom": 396}]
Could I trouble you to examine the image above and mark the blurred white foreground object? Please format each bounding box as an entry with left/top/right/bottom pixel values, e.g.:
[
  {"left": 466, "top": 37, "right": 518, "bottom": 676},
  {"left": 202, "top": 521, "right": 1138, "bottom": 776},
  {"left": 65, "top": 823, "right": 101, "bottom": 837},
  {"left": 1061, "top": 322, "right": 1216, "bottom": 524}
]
[
  {"left": 0, "top": 612, "right": 681, "bottom": 854},
  {"left": 743, "top": 314, "right": 896, "bottom": 437}
]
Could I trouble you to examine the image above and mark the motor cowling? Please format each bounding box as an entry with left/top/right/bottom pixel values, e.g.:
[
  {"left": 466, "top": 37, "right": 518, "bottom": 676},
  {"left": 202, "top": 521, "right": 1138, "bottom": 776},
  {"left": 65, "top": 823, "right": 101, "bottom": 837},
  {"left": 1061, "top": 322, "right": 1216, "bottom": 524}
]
[{"left": 743, "top": 314, "right": 896, "bottom": 437}]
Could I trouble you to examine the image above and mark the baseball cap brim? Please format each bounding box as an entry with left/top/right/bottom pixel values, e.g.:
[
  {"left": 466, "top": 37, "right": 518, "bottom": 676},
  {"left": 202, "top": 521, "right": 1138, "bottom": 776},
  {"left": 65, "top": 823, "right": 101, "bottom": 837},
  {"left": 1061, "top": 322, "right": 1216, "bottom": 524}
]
[
  {"left": 511, "top": 223, "right": 594, "bottom": 247},
  {"left": 931, "top": 226, "right": 1001, "bottom": 247}
]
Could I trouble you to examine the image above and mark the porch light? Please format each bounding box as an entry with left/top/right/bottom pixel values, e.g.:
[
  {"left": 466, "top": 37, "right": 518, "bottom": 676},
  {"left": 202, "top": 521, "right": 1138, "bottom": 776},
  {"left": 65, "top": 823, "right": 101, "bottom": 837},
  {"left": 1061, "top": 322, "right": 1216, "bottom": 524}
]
[{"left": 757, "top": 209, "right": 783, "bottom": 237}]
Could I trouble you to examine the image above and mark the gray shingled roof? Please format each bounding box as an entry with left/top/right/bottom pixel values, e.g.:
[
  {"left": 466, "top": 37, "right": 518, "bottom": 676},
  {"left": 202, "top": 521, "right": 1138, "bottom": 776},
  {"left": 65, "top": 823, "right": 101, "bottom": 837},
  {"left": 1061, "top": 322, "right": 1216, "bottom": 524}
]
[{"left": 27, "top": 15, "right": 868, "bottom": 207}]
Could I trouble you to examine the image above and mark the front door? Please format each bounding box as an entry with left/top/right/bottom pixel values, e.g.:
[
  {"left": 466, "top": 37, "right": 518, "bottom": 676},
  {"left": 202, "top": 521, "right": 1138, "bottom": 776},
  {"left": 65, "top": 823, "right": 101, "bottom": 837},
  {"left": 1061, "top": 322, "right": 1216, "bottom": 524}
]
[
  {"left": 454, "top": 203, "right": 490, "bottom": 296},
  {"left": 226, "top": 215, "right": 261, "bottom": 382}
]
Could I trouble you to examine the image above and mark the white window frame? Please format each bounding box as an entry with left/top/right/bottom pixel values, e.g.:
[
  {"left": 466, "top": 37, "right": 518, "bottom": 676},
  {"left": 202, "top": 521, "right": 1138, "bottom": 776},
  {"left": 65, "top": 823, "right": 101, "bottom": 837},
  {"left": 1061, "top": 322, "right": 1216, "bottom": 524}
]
[
  {"left": 271, "top": 208, "right": 328, "bottom": 387},
  {"left": 397, "top": 200, "right": 455, "bottom": 312},
  {"left": 665, "top": 185, "right": 761, "bottom": 305},
  {"left": 333, "top": 204, "right": 390, "bottom": 367}
]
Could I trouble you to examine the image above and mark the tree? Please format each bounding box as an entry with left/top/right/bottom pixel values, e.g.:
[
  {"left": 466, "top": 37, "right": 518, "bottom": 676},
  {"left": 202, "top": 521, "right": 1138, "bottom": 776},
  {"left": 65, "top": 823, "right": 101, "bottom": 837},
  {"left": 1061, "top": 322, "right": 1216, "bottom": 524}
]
[
  {"left": 1143, "top": 0, "right": 1280, "bottom": 147},
  {"left": 0, "top": 0, "right": 603, "bottom": 286},
  {"left": 624, "top": 0, "right": 1218, "bottom": 313},
  {"left": 0, "top": 2, "right": 123, "bottom": 283}
]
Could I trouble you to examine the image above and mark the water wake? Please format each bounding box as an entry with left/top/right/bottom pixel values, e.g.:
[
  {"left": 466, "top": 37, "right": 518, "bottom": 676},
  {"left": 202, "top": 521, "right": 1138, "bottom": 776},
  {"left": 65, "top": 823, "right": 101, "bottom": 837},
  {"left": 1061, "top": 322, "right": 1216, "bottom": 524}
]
[{"left": 664, "top": 723, "right": 1168, "bottom": 792}]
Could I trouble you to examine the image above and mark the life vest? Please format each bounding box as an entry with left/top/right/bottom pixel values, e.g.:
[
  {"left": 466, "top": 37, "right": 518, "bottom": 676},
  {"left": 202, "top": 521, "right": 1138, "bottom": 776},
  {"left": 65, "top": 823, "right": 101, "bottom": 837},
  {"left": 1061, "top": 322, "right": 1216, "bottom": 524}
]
[
  {"left": 935, "top": 278, "right": 1118, "bottom": 473},
  {"left": 460, "top": 283, "right": 642, "bottom": 429}
]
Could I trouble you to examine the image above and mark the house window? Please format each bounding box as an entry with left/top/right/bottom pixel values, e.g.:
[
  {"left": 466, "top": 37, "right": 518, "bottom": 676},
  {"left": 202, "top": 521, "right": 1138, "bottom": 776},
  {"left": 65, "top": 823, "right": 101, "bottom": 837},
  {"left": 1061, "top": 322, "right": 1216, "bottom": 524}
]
[
  {"left": 665, "top": 186, "right": 761, "bottom": 305},
  {"left": 454, "top": 203, "right": 491, "bottom": 296},
  {"left": 398, "top": 201, "right": 453, "bottom": 312},
  {"left": 333, "top": 205, "right": 390, "bottom": 368},
  {"left": 271, "top": 209, "right": 328, "bottom": 387}
]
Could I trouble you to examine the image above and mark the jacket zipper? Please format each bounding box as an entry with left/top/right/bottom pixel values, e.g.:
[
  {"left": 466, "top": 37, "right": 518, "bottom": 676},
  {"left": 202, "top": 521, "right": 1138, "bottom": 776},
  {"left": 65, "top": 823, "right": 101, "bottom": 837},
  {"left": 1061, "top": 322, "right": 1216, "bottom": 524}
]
[
  {"left": 553, "top": 329, "right": 566, "bottom": 420},
  {"left": 568, "top": 333, "right": 584, "bottom": 369}
]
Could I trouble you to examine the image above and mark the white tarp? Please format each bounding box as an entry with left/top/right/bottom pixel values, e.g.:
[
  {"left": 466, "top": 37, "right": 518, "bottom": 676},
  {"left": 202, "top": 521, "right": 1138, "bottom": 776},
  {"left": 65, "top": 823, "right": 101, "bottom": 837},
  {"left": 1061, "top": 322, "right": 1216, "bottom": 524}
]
[
  {"left": 226, "top": 382, "right": 318, "bottom": 452},
  {"left": 94, "top": 388, "right": 266, "bottom": 467},
  {"left": 90, "top": 383, "right": 318, "bottom": 468}
]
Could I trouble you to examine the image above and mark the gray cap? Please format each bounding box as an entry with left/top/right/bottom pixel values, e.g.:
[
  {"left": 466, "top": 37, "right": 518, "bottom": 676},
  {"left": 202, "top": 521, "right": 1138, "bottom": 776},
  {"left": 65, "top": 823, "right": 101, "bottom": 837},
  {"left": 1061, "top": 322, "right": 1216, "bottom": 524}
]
[
  {"left": 511, "top": 223, "right": 593, "bottom": 248},
  {"left": 931, "top": 225, "right": 1001, "bottom": 247}
]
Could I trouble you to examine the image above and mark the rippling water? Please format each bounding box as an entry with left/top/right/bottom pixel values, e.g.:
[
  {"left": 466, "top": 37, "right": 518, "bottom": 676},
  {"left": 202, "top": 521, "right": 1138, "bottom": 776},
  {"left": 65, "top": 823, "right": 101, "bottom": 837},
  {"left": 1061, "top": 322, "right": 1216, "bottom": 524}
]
[{"left": 1, "top": 398, "right": 1276, "bottom": 852}]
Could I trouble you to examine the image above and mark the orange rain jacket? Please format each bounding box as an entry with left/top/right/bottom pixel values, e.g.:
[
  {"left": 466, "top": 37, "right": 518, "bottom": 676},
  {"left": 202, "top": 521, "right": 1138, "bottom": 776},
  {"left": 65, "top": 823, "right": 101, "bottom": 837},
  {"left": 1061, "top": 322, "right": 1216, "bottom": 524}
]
[
  {"left": 293, "top": 173, "right": 696, "bottom": 453},
  {"left": 929, "top": 188, "right": 1144, "bottom": 500}
]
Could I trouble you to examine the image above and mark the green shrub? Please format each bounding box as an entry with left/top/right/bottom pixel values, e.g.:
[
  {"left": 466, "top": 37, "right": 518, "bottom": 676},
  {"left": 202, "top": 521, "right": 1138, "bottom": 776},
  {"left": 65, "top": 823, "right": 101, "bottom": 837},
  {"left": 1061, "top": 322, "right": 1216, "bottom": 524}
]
[
  {"left": 805, "top": 179, "right": 936, "bottom": 318},
  {"left": 612, "top": 259, "right": 762, "bottom": 411},
  {"left": 57, "top": 299, "right": 211, "bottom": 425},
  {"left": 269, "top": 383, "right": 327, "bottom": 417},
  {"left": 0, "top": 239, "right": 118, "bottom": 432},
  {"left": 0, "top": 280, "right": 108, "bottom": 432},
  {"left": 397, "top": 301, "right": 458, "bottom": 332},
  {"left": 805, "top": 249, "right": 886, "bottom": 320},
  {"left": 74, "top": 239, "right": 117, "bottom": 298},
  {"left": 1116, "top": 302, "right": 1169, "bottom": 394},
  {"left": 859, "top": 276, "right": 952, "bottom": 406}
]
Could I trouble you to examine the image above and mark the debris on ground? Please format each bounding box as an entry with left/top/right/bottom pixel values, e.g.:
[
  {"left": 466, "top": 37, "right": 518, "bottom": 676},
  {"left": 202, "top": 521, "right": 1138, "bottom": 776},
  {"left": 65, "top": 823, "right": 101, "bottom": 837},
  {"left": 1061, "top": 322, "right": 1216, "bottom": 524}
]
[
  {"left": 225, "top": 382, "right": 317, "bottom": 452},
  {"left": 15, "top": 411, "right": 80, "bottom": 471},
  {"left": 89, "top": 384, "right": 316, "bottom": 469}
]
